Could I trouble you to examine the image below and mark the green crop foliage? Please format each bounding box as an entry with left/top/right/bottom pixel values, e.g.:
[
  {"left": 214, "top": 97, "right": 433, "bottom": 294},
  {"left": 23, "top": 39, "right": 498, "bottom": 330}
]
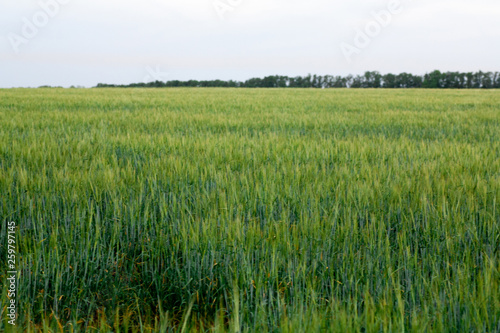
[{"left": 0, "top": 88, "right": 499, "bottom": 332}]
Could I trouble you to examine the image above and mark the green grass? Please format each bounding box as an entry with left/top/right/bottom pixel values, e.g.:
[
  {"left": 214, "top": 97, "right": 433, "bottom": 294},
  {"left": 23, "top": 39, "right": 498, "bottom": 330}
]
[{"left": 0, "top": 88, "right": 499, "bottom": 332}]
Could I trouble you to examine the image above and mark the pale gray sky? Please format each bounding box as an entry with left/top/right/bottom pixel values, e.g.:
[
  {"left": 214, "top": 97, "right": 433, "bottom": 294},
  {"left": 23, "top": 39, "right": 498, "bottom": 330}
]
[{"left": 1, "top": 0, "right": 499, "bottom": 87}]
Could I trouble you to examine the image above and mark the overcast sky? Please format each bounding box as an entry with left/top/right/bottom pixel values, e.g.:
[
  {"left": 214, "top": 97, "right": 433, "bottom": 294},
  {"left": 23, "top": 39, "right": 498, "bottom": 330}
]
[{"left": 1, "top": 0, "right": 499, "bottom": 87}]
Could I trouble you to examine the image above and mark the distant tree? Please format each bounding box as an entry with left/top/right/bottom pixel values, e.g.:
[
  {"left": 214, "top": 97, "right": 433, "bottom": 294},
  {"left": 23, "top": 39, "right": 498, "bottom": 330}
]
[
  {"left": 408, "top": 74, "right": 423, "bottom": 88},
  {"left": 186, "top": 80, "right": 199, "bottom": 87},
  {"left": 494, "top": 72, "right": 500, "bottom": 88},
  {"left": 93, "top": 70, "right": 499, "bottom": 89},
  {"left": 322, "top": 75, "right": 333, "bottom": 88},
  {"left": 350, "top": 75, "right": 363, "bottom": 88},
  {"left": 360, "top": 71, "right": 381, "bottom": 88},
  {"left": 303, "top": 74, "right": 313, "bottom": 88},
  {"left": 373, "top": 72, "right": 382, "bottom": 88},
  {"left": 276, "top": 76, "right": 289, "bottom": 88},
  {"left": 457, "top": 72, "right": 467, "bottom": 88},
  {"left": 482, "top": 72, "right": 494, "bottom": 89},
  {"left": 383, "top": 73, "right": 396, "bottom": 88},
  {"left": 244, "top": 77, "right": 263, "bottom": 88},
  {"left": 472, "top": 72, "right": 484, "bottom": 88},
  {"left": 262, "top": 76, "right": 278, "bottom": 88},
  {"left": 344, "top": 75, "right": 354, "bottom": 88},
  {"left": 402, "top": 72, "right": 422, "bottom": 88},
  {"left": 423, "top": 70, "right": 443, "bottom": 88}
]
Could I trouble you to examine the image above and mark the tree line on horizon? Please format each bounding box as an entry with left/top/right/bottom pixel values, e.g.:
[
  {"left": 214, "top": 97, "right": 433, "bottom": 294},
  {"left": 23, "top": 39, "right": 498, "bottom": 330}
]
[{"left": 95, "top": 70, "right": 500, "bottom": 89}]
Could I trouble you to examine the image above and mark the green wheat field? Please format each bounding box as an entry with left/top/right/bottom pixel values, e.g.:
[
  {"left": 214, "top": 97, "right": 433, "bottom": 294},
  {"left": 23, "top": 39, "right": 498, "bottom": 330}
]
[{"left": 0, "top": 88, "right": 499, "bottom": 332}]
